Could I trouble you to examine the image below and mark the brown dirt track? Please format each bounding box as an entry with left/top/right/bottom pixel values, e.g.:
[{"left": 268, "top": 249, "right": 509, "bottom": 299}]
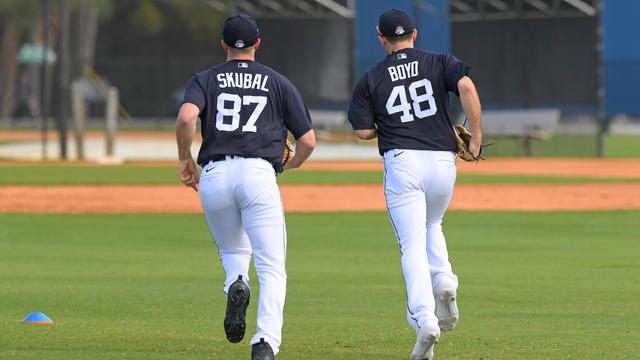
[{"left": 1, "top": 159, "right": 640, "bottom": 213}]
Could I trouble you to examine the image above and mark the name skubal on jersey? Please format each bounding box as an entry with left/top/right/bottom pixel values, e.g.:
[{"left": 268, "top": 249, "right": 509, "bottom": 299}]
[{"left": 216, "top": 72, "right": 270, "bottom": 92}]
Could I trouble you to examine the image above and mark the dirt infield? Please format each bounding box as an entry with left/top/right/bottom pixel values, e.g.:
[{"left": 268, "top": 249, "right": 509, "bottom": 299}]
[
  {"left": 2, "top": 182, "right": 640, "bottom": 213},
  {"left": 1, "top": 159, "right": 640, "bottom": 213}
]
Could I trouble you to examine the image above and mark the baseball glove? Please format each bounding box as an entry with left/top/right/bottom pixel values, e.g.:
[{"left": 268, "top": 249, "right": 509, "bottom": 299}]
[
  {"left": 454, "top": 125, "right": 483, "bottom": 162},
  {"left": 282, "top": 138, "right": 294, "bottom": 167}
]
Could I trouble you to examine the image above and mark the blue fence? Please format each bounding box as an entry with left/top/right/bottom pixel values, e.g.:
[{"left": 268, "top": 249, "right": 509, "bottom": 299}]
[
  {"left": 355, "top": 0, "right": 450, "bottom": 79},
  {"left": 354, "top": 0, "right": 640, "bottom": 117},
  {"left": 603, "top": 1, "right": 640, "bottom": 116}
]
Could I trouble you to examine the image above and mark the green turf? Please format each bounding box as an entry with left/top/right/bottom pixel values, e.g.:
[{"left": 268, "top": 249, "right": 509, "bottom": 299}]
[
  {"left": 454, "top": 174, "right": 640, "bottom": 184},
  {"left": 1, "top": 211, "right": 638, "bottom": 359},
  {"left": 482, "top": 135, "right": 599, "bottom": 158},
  {"left": 281, "top": 170, "right": 640, "bottom": 184},
  {"left": 604, "top": 135, "right": 640, "bottom": 158},
  {"left": 1, "top": 165, "right": 638, "bottom": 185},
  {"left": 0, "top": 165, "right": 180, "bottom": 185},
  {"left": 480, "top": 133, "right": 640, "bottom": 158}
]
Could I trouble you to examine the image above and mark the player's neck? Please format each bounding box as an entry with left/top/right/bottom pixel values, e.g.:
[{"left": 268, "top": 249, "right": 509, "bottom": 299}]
[
  {"left": 227, "top": 55, "right": 256, "bottom": 62},
  {"left": 385, "top": 43, "right": 413, "bottom": 55},
  {"left": 227, "top": 49, "right": 256, "bottom": 62},
  {"left": 227, "top": 54, "right": 255, "bottom": 62}
]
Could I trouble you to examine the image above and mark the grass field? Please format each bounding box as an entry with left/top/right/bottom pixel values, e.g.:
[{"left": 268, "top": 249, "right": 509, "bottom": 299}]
[
  {"left": 1, "top": 165, "right": 639, "bottom": 185},
  {"left": 1, "top": 211, "right": 639, "bottom": 359},
  {"left": 2, "top": 161, "right": 640, "bottom": 359},
  {"left": 0, "top": 132, "right": 638, "bottom": 160},
  {"left": 603, "top": 135, "right": 640, "bottom": 158},
  {"left": 476, "top": 134, "right": 640, "bottom": 158}
]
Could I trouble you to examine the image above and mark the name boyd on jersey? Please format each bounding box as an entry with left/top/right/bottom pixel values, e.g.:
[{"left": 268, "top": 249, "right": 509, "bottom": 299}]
[
  {"left": 387, "top": 61, "right": 419, "bottom": 82},
  {"left": 216, "top": 72, "right": 269, "bottom": 92}
]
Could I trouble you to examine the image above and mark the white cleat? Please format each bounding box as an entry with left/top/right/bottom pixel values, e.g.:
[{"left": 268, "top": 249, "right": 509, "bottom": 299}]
[
  {"left": 435, "top": 278, "right": 459, "bottom": 332},
  {"left": 410, "top": 321, "right": 440, "bottom": 360}
]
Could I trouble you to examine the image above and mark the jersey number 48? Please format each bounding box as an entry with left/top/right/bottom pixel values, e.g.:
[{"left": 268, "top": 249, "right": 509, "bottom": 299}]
[
  {"left": 385, "top": 78, "right": 437, "bottom": 123},
  {"left": 216, "top": 93, "right": 267, "bottom": 132}
]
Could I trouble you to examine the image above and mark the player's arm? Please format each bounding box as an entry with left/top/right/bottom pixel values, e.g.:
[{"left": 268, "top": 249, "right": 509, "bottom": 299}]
[
  {"left": 283, "top": 129, "right": 316, "bottom": 170},
  {"left": 355, "top": 129, "right": 377, "bottom": 140},
  {"left": 348, "top": 73, "right": 376, "bottom": 140},
  {"left": 458, "top": 75, "right": 482, "bottom": 157},
  {"left": 176, "top": 102, "right": 200, "bottom": 192},
  {"left": 281, "top": 77, "right": 317, "bottom": 170}
]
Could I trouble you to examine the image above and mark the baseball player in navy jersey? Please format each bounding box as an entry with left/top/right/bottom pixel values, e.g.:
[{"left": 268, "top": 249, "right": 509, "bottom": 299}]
[
  {"left": 348, "top": 9, "right": 482, "bottom": 360},
  {"left": 176, "top": 14, "right": 316, "bottom": 360}
]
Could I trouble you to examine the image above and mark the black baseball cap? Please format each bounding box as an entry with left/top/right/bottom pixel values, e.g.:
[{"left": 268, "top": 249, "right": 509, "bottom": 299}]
[
  {"left": 378, "top": 9, "right": 414, "bottom": 37},
  {"left": 223, "top": 14, "right": 259, "bottom": 49}
]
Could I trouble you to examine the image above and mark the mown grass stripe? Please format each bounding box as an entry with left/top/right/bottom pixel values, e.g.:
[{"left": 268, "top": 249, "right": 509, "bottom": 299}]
[
  {"left": 0, "top": 211, "right": 638, "bottom": 359},
  {"left": 1, "top": 165, "right": 639, "bottom": 185}
]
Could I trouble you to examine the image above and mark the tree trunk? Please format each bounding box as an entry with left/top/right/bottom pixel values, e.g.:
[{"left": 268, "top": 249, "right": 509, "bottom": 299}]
[
  {"left": 29, "top": 7, "right": 60, "bottom": 123},
  {"left": 57, "top": 0, "right": 71, "bottom": 158},
  {"left": 0, "top": 21, "right": 19, "bottom": 119},
  {"left": 73, "top": 0, "right": 98, "bottom": 79}
]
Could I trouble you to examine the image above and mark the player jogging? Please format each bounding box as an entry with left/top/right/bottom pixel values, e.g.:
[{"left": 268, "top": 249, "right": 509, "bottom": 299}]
[
  {"left": 176, "top": 14, "right": 316, "bottom": 360},
  {"left": 348, "top": 9, "right": 482, "bottom": 360}
]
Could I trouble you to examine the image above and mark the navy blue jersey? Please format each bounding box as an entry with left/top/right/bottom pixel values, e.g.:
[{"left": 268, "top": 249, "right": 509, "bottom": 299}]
[
  {"left": 182, "top": 60, "right": 312, "bottom": 172},
  {"left": 348, "top": 48, "right": 470, "bottom": 155}
]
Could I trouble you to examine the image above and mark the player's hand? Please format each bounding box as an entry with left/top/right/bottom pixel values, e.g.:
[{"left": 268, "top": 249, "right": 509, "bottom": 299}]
[
  {"left": 469, "top": 137, "right": 482, "bottom": 158},
  {"left": 178, "top": 158, "right": 199, "bottom": 192},
  {"left": 282, "top": 130, "right": 315, "bottom": 171},
  {"left": 282, "top": 152, "right": 297, "bottom": 170}
]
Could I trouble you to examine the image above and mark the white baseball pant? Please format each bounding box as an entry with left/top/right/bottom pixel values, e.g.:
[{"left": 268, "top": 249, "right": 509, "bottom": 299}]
[
  {"left": 199, "top": 156, "right": 287, "bottom": 354},
  {"left": 383, "top": 149, "right": 459, "bottom": 331}
]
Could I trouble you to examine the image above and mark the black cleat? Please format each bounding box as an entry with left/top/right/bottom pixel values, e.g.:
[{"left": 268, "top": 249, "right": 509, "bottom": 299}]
[
  {"left": 251, "top": 338, "right": 275, "bottom": 360},
  {"left": 224, "top": 275, "right": 250, "bottom": 343}
]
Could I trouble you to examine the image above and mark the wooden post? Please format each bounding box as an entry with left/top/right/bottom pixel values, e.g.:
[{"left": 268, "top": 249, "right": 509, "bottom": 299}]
[
  {"left": 40, "top": 0, "right": 50, "bottom": 161},
  {"left": 71, "top": 80, "right": 85, "bottom": 160},
  {"left": 56, "top": 0, "right": 70, "bottom": 159},
  {"left": 105, "top": 86, "right": 118, "bottom": 156}
]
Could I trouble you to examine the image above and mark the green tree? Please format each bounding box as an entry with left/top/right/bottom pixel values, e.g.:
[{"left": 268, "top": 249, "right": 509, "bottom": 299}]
[
  {"left": 166, "top": 0, "right": 229, "bottom": 39},
  {"left": 126, "top": 0, "right": 229, "bottom": 38},
  {"left": 1, "top": 0, "right": 229, "bottom": 121},
  {"left": 0, "top": 0, "right": 42, "bottom": 118},
  {"left": 0, "top": 0, "right": 114, "bottom": 118}
]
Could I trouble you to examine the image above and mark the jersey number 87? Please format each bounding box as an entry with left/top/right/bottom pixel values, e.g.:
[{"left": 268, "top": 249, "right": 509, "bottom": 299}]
[
  {"left": 385, "top": 78, "right": 437, "bottom": 123},
  {"left": 216, "top": 93, "right": 267, "bottom": 133}
]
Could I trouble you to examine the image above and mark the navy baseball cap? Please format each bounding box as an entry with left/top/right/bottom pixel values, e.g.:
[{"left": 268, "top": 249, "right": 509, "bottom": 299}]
[
  {"left": 378, "top": 9, "right": 414, "bottom": 37},
  {"left": 223, "top": 14, "right": 259, "bottom": 49}
]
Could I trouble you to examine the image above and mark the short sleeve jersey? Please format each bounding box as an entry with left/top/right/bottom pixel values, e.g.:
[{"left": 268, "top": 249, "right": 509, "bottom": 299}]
[
  {"left": 182, "top": 60, "right": 312, "bottom": 172},
  {"left": 348, "top": 48, "right": 470, "bottom": 155}
]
